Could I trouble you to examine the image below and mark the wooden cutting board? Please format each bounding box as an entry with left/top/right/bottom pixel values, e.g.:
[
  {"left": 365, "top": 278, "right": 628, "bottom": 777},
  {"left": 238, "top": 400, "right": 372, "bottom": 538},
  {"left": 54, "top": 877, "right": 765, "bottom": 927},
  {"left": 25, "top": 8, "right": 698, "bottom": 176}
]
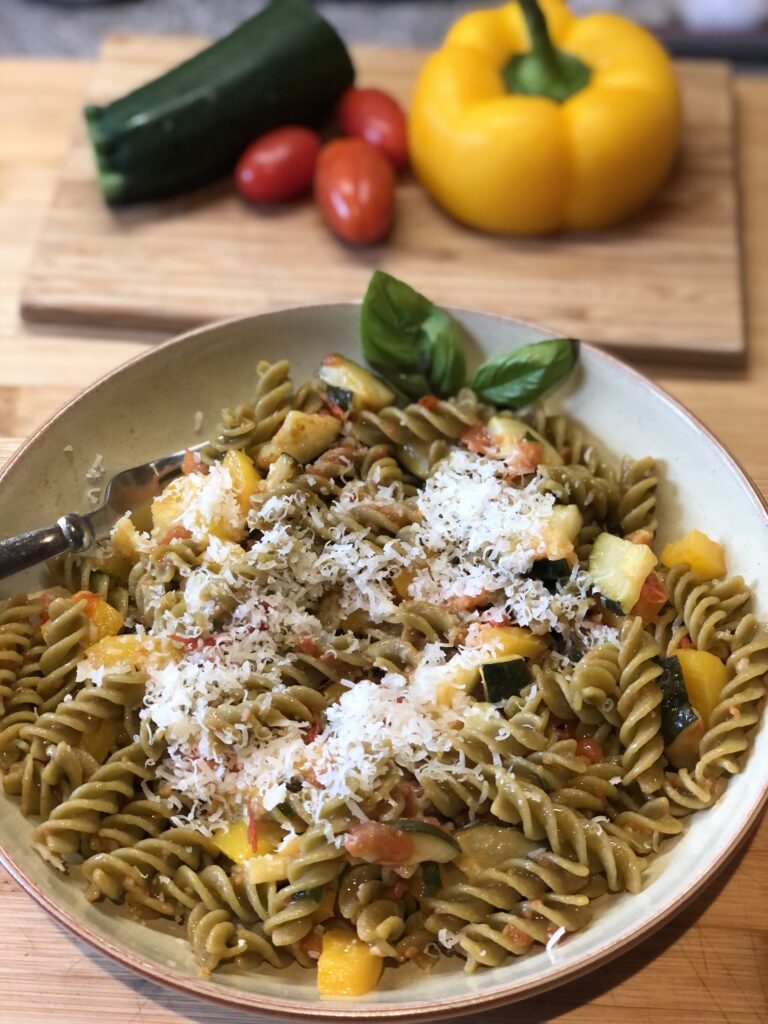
[{"left": 20, "top": 34, "right": 745, "bottom": 364}]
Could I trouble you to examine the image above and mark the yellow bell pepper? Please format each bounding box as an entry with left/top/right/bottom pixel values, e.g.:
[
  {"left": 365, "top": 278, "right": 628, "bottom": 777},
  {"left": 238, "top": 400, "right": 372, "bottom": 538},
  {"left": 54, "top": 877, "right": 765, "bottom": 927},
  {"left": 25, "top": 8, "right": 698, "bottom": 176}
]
[{"left": 409, "top": 0, "right": 680, "bottom": 234}]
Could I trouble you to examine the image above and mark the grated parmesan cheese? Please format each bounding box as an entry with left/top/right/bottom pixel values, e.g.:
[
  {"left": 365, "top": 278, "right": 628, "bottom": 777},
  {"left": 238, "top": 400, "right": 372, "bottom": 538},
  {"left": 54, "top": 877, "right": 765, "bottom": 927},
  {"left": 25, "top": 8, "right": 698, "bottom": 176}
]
[
  {"left": 120, "top": 448, "right": 613, "bottom": 830},
  {"left": 546, "top": 925, "right": 567, "bottom": 963}
]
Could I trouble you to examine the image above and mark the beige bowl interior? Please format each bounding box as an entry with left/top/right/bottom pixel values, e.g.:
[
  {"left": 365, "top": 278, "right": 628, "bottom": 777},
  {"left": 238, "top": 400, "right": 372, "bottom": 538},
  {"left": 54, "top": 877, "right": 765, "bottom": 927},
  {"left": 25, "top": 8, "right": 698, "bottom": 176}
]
[{"left": 0, "top": 304, "right": 766, "bottom": 1020}]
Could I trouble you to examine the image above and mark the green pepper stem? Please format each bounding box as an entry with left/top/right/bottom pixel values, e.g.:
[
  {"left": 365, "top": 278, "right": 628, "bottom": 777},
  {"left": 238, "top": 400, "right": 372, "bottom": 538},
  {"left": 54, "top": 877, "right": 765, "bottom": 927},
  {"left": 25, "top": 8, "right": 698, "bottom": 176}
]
[
  {"left": 502, "top": 0, "right": 591, "bottom": 103},
  {"left": 518, "top": 0, "right": 561, "bottom": 75}
]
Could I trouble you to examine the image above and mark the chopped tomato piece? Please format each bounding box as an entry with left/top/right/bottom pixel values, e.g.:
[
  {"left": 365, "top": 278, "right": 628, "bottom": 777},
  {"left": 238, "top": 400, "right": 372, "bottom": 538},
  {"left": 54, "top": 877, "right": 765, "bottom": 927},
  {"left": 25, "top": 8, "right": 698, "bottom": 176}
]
[
  {"left": 72, "top": 590, "right": 100, "bottom": 616},
  {"left": 344, "top": 822, "right": 414, "bottom": 864},
  {"left": 626, "top": 528, "right": 655, "bottom": 546},
  {"left": 393, "top": 781, "right": 417, "bottom": 817},
  {"left": 303, "top": 716, "right": 321, "bottom": 745},
  {"left": 323, "top": 395, "right": 349, "bottom": 421},
  {"left": 418, "top": 395, "right": 440, "bottom": 411},
  {"left": 679, "top": 635, "right": 694, "bottom": 650},
  {"left": 444, "top": 589, "right": 494, "bottom": 612},
  {"left": 415, "top": 815, "right": 452, "bottom": 833},
  {"left": 480, "top": 608, "right": 511, "bottom": 626},
  {"left": 575, "top": 736, "right": 604, "bottom": 764},
  {"left": 322, "top": 353, "right": 342, "bottom": 366},
  {"left": 169, "top": 634, "right": 217, "bottom": 650},
  {"left": 552, "top": 718, "right": 576, "bottom": 740},
  {"left": 295, "top": 635, "right": 321, "bottom": 657},
  {"left": 390, "top": 879, "right": 409, "bottom": 899},
  {"left": 181, "top": 449, "right": 209, "bottom": 476},
  {"left": 299, "top": 930, "right": 323, "bottom": 960},
  {"left": 505, "top": 440, "right": 544, "bottom": 478},
  {"left": 247, "top": 803, "right": 259, "bottom": 856},
  {"left": 460, "top": 424, "right": 493, "bottom": 454},
  {"left": 157, "top": 525, "right": 193, "bottom": 546},
  {"left": 630, "top": 571, "right": 667, "bottom": 626},
  {"left": 502, "top": 923, "right": 532, "bottom": 946}
]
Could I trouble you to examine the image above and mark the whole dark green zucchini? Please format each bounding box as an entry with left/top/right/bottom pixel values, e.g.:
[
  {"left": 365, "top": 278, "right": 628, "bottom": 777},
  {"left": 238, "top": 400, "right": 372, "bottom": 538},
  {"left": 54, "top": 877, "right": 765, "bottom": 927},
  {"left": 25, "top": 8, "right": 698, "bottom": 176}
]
[{"left": 84, "top": 0, "right": 355, "bottom": 204}]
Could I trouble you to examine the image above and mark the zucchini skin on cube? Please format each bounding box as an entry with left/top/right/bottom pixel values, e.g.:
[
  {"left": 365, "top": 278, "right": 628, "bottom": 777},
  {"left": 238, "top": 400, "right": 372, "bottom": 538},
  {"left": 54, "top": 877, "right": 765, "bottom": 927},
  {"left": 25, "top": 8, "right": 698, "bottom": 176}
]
[{"left": 85, "top": 0, "right": 355, "bottom": 204}]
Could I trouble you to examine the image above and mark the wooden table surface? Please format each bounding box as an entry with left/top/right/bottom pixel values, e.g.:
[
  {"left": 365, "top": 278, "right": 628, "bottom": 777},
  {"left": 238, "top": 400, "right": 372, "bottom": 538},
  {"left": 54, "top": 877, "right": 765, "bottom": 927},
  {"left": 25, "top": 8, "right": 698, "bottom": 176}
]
[{"left": 0, "top": 56, "right": 766, "bottom": 1024}]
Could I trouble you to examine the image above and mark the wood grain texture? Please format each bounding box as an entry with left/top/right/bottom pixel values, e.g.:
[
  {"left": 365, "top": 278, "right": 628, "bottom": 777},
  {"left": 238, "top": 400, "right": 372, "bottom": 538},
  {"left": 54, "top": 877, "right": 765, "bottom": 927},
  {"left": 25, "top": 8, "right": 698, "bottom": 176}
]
[
  {"left": 0, "top": 57, "right": 766, "bottom": 1024},
  {"left": 19, "top": 34, "right": 745, "bottom": 364}
]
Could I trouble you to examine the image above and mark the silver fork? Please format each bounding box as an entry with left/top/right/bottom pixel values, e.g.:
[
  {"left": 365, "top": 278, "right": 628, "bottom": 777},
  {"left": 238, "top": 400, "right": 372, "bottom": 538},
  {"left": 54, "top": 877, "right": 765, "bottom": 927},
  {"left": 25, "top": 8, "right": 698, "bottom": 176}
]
[{"left": 0, "top": 444, "right": 204, "bottom": 581}]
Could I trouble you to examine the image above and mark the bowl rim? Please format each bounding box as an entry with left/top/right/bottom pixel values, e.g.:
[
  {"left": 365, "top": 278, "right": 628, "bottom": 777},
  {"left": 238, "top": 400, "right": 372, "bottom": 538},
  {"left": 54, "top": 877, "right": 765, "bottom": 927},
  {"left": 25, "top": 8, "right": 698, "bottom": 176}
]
[{"left": 0, "top": 302, "right": 766, "bottom": 1021}]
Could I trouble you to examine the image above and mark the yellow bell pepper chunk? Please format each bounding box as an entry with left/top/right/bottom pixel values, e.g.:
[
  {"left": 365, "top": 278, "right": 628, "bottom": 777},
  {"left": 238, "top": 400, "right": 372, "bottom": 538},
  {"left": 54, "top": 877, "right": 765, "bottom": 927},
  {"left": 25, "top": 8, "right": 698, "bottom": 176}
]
[
  {"left": 87, "top": 634, "right": 144, "bottom": 670},
  {"left": 111, "top": 515, "right": 144, "bottom": 560},
  {"left": 80, "top": 718, "right": 121, "bottom": 764},
  {"left": 247, "top": 853, "right": 290, "bottom": 884},
  {"left": 72, "top": 592, "right": 124, "bottom": 646},
  {"left": 661, "top": 530, "right": 726, "bottom": 581},
  {"left": 665, "top": 715, "right": 705, "bottom": 771},
  {"left": 409, "top": 0, "right": 680, "bottom": 234},
  {"left": 317, "top": 929, "right": 383, "bottom": 997},
  {"left": 150, "top": 482, "right": 186, "bottom": 535},
  {"left": 676, "top": 649, "right": 728, "bottom": 726},
  {"left": 392, "top": 568, "right": 415, "bottom": 600},
  {"left": 471, "top": 624, "right": 548, "bottom": 661},
  {"left": 212, "top": 818, "right": 284, "bottom": 864},
  {"left": 222, "top": 449, "right": 262, "bottom": 515},
  {"left": 212, "top": 819, "right": 253, "bottom": 864}
]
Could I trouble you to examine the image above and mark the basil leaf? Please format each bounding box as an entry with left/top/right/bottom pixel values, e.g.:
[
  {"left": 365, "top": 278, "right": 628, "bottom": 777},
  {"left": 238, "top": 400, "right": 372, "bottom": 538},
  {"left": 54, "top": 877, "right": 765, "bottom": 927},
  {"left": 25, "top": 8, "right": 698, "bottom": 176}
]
[
  {"left": 469, "top": 338, "right": 579, "bottom": 408},
  {"left": 360, "top": 271, "right": 466, "bottom": 400}
]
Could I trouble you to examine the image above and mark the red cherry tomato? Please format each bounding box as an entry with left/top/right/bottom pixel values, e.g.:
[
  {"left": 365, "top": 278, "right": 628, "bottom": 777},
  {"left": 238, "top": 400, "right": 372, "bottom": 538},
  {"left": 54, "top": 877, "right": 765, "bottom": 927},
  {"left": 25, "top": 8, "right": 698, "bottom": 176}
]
[
  {"left": 337, "top": 87, "right": 408, "bottom": 170},
  {"left": 314, "top": 138, "right": 396, "bottom": 245},
  {"left": 234, "top": 126, "right": 321, "bottom": 203}
]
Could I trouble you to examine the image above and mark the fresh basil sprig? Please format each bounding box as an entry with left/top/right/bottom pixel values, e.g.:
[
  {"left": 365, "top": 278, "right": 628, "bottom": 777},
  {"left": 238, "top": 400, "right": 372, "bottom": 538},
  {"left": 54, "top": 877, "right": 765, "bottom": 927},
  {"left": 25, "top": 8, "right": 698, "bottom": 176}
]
[
  {"left": 469, "top": 337, "right": 579, "bottom": 408},
  {"left": 359, "top": 270, "right": 579, "bottom": 408},
  {"left": 360, "top": 271, "right": 467, "bottom": 400}
]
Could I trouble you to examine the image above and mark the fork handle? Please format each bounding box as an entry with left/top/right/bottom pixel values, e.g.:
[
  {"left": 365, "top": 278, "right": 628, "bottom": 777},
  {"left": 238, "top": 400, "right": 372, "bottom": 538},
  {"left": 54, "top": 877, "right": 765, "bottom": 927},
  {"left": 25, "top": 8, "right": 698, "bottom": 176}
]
[{"left": 0, "top": 514, "right": 95, "bottom": 582}]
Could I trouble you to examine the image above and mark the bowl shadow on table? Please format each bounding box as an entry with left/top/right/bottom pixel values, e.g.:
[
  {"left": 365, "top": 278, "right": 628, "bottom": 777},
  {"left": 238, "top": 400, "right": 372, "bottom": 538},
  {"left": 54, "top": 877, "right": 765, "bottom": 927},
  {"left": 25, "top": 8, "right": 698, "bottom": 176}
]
[{"left": 48, "top": 816, "right": 761, "bottom": 1024}]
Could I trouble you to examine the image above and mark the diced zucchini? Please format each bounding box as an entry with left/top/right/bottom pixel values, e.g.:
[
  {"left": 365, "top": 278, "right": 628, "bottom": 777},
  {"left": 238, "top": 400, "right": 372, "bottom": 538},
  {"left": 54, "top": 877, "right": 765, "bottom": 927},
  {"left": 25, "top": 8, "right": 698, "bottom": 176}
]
[
  {"left": 486, "top": 415, "right": 563, "bottom": 466},
  {"left": 455, "top": 822, "right": 537, "bottom": 875},
  {"left": 265, "top": 452, "right": 301, "bottom": 489},
  {"left": 256, "top": 411, "right": 342, "bottom": 468},
  {"left": 548, "top": 504, "right": 583, "bottom": 542},
  {"left": 657, "top": 655, "right": 700, "bottom": 753},
  {"left": 324, "top": 385, "right": 354, "bottom": 412},
  {"left": 389, "top": 819, "right": 460, "bottom": 864},
  {"left": 434, "top": 655, "right": 482, "bottom": 707},
  {"left": 480, "top": 656, "right": 531, "bottom": 702},
  {"left": 588, "top": 533, "right": 657, "bottom": 614},
  {"left": 318, "top": 354, "right": 395, "bottom": 412},
  {"left": 528, "top": 558, "right": 571, "bottom": 582},
  {"left": 421, "top": 861, "right": 441, "bottom": 896}
]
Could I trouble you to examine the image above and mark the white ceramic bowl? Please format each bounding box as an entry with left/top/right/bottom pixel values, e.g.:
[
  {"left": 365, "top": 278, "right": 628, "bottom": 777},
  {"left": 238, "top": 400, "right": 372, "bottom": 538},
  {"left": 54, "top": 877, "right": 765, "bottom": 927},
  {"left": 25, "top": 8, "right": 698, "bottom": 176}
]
[{"left": 0, "top": 304, "right": 766, "bottom": 1021}]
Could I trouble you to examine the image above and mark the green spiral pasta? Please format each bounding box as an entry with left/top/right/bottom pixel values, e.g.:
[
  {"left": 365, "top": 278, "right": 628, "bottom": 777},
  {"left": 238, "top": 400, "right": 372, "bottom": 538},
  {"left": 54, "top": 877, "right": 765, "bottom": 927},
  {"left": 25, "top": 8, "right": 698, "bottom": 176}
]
[
  {"left": 616, "top": 617, "right": 664, "bottom": 793},
  {"left": 338, "top": 864, "right": 406, "bottom": 957},
  {"left": 537, "top": 465, "right": 620, "bottom": 525},
  {"left": 0, "top": 347, "right": 764, "bottom": 995},
  {"left": 47, "top": 552, "right": 129, "bottom": 617},
  {"left": 617, "top": 456, "right": 658, "bottom": 537},
  {"left": 695, "top": 615, "right": 768, "bottom": 781},
  {"left": 663, "top": 564, "right": 728, "bottom": 655}
]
